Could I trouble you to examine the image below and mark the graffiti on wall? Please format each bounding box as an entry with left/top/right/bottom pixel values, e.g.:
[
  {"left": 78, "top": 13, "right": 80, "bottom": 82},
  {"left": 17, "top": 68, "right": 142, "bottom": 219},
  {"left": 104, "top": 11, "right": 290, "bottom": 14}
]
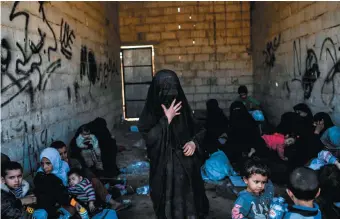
[
  {"left": 1, "top": 1, "right": 64, "bottom": 107},
  {"left": 1, "top": 1, "right": 120, "bottom": 107},
  {"left": 60, "top": 18, "right": 76, "bottom": 60},
  {"left": 1, "top": 119, "right": 49, "bottom": 176},
  {"left": 263, "top": 34, "right": 281, "bottom": 67},
  {"left": 319, "top": 37, "right": 340, "bottom": 106},
  {"left": 279, "top": 35, "right": 340, "bottom": 107},
  {"left": 80, "top": 45, "right": 119, "bottom": 89}
]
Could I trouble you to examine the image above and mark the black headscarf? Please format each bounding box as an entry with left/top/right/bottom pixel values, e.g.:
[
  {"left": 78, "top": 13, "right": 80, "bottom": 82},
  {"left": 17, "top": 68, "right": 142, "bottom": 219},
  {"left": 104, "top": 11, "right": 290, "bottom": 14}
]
[
  {"left": 313, "top": 112, "right": 334, "bottom": 135},
  {"left": 229, "top": 101, "right": 257, "bottom": 129},
  {"left": 293, "top": 103, "right": 313, "bottom": 125},
  {"left": 138, "top": 69, "right": 196, "bottom": 147},
  {"left": 205, "top": 99, "right": 229, "bottom": 137}
]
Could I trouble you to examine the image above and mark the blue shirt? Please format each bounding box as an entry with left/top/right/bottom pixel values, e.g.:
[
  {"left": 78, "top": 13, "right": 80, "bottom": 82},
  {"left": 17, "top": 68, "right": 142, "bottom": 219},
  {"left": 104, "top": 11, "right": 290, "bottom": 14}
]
[
  {"left": 283, "top": 203, "right": 321, "bottom": 219},
  {"left": 231, "top": 181, "right": 274, "bottom": 219}
]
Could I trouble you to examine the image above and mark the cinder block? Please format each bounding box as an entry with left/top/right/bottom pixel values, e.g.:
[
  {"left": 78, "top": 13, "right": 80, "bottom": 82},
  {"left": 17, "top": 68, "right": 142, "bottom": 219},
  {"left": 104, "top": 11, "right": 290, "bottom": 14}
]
[
  {"left": 191, "top": 30, "right": 206, "bottom": 38},
  {"left": 135, "top": 25, "right": 150, "bottom": 32},
  {"left": 186, "top": 46, "right": 202, "bottom": 54},
  {"left": 195, "top": 54, "right": 210, "bottom": 62},
  {"left": 160, "top": 32, "right": 177, "bottom": 41},
  {"left": 220, "top": 61, "right": 235, "bottom": 69},
  {"left": 150, "top": 24, "right": 165, "bottom": 32},
  {"left": 197, "top": 70, "right": 212, "bottom": 78},
  {"left": 217, "top": 46, "right": 231, "bottom": 53},
  {"left": 146, "top": 33, "right": 161, "bottom": 41},
  {"left": 165, "top": 55, "right": 179, "bottom": 63}
]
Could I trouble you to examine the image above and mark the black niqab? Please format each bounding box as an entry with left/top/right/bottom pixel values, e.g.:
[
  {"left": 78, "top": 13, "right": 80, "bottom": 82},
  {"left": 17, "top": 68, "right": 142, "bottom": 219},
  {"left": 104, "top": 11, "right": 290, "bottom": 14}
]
[{"left": 138, "top": 69, "right": 209, "bottom": 219}]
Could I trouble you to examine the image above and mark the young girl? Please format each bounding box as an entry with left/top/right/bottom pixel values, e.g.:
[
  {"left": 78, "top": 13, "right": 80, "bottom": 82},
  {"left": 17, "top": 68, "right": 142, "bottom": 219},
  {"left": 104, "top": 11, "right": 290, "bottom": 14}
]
[
  {"left": 231, "top": 159, "right": 274, "bottom": 219},
  {"left": 76, "top": 125, "right": 103, "bottom": 170},
  {"left": 261, "top": 133, "right": 297, "bottom": 161},
  {"left": 34, "top": 148, "right": 73, "bottom": 218}
]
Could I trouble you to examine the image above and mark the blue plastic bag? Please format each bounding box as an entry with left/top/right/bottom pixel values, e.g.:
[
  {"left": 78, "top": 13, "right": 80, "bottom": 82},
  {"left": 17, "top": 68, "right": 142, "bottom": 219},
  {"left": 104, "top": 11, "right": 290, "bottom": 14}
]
[
  {"left": 92, "top": 209, "right": 118, "bottom": 219},
  {"left": 201, "top": 150, "right": 236, "bottom": 181},
  {"left": 249, "top": 110, "right": 265, "bottom": 122}
]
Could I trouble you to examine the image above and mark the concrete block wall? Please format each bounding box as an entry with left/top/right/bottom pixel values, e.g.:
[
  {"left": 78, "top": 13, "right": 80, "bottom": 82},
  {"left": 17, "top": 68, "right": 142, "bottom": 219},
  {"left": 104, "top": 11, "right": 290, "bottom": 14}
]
[
  {"left": 252, "top": 2, "right": 340, "bottom": 125},
  {"left": 1, "top": 2, "right": 122, "bottom": 176},
  {"left": 119, "top": 1, "right": 252, "bottom": 110}
]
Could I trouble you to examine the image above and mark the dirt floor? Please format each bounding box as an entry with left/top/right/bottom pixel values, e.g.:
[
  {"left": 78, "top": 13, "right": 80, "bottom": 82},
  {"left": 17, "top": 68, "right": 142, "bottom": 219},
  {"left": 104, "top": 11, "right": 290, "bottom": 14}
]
[{"left": 112, "top": 124, "right": 288, "bottom": 219}]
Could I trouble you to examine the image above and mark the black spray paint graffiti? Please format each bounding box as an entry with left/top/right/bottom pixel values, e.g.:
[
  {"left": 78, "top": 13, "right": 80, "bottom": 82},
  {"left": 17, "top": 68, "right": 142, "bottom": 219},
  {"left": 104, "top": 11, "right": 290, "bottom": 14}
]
[
  {"left": 80, "top": 45, "right": 119, "bottom": 88},
  {"left": 285, "top": 39, "right": 320, "bottom": 100},
  {"left": 263, "top": 34, "right": 281, "bottom": 67},
  {"left": 80, "top": 45, "right": 97, "bottom": 85},
  {"left": 60, "top": 18, "right": 76, "bottom": 60},
  {"left": 302, "top": 49, "right": 320, "bottom": 99},
  {"left": 6, "top": 119, "right": 49, "bottom": 176},
  {"left": 283, "top": 36, "right": 339, "bottom": 107},
  {"left": 320, "top": 37, "right": 340, "bottom": 106},
  {"left": 1, "top": 1, "right": 67, "bottom": 107}
]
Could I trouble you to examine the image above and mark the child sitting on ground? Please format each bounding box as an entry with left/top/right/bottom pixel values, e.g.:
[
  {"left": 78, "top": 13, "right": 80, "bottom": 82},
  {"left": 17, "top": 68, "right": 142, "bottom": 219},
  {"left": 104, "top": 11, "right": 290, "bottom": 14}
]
[
  {"left": 261, "top": 133, "right": 297, "bottom": 161},
  {"left": 231, "top": 159, "right": 274, "bottom": 219},
  {"left": 1, "top": 161, "right": 46, "bottom": 218},
  {"left": 68, "top": 168, "right": 96, "bottom": 213},
  {"left": 309, "top": 126, "right": 340, "bottom": 170},
  {"left": 76, "top": 125, "right": 103, "bottom": 170},
  {"left": 284, "top": 167, "right": 322, "bottom": 219}
]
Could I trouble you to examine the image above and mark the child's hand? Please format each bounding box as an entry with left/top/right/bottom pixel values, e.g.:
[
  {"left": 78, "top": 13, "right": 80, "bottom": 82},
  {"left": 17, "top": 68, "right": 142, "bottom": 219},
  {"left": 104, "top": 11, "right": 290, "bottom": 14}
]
[
  {"left": 89, "top": 201, "right": 95, "bottom": 212},
  {"left": 314, "top": 120, "right": 324, "bottom": 134},
  {"left": 183, "top": 141, "right": 196, "bottom": 156},
  {"left": 75, "top": 203, "right": 82, "bottom": 211},
  {"left": 20, "top": 194, "right": 37, "bottom": 205}
]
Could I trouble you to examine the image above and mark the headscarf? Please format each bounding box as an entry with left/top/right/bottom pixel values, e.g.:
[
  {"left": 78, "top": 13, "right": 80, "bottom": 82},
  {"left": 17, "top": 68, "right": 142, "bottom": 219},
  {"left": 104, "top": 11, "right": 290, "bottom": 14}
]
[
  {"left": 293, "top": 103, "right": 313, "bottom": 124},
  {"left": 138, "top": 69, "right": 196, "bottom": 146},
  {"left": 229, "top": 101, "right": 257, "bottom": 129},
  {"left": 37, "top": 147, "right": 70, "bottom": 186},
  {"left": 313, "top": 112, "right": 334, "bottom": 135},
  {"left": 205, "top": 99, "right": 229, "bottom": 137}
]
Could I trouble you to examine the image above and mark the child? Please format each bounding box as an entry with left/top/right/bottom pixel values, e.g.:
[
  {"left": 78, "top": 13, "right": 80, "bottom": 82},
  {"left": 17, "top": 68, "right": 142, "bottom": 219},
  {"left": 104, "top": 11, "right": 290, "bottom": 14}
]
[
  {"left": 261, "top": 133, "right": 297, "bottom": 161},
  {"left": 67, "top": 168, "right": 96, "bottom": 213},
  {"left": 34, "top": 148, "right": 73, "bottom": 218},
  {"left": 1, "top": 161, "right": 40, "bottom": 218},
  {"left": 231, "top": 159, "right": 274, "bottom": 219},
  {"left": 76, "top": 125, "right": 103, "bottom": 170},
  {"left": 284, "top": 167, "right": 321, "bottom": 219}
]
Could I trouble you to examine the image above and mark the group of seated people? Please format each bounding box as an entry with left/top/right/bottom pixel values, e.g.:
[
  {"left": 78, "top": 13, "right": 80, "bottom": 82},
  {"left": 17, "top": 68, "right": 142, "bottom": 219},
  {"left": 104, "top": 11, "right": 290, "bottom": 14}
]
[
  {"left": 1, "top": 117, "right": 130, "bottom": 219},
  {"left": 203, "top": 85, "right": 340, "bottom": 219}
]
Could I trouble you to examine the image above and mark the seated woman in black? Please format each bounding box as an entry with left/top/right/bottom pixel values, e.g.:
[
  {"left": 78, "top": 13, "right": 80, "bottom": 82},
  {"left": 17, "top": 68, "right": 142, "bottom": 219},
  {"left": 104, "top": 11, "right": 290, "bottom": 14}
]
[
  {"left": 34, "top": 148, "right": 73, "bottom": 218},
  {"left": 203, "top": 99, "right": 229, "bottom": 156}
]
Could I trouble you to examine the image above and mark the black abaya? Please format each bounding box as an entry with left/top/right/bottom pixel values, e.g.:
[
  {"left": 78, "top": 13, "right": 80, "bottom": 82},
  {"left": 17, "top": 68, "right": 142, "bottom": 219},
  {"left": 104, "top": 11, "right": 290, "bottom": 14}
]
[{"left": 138, "top": 70, "right": 209, "bottom": 219}]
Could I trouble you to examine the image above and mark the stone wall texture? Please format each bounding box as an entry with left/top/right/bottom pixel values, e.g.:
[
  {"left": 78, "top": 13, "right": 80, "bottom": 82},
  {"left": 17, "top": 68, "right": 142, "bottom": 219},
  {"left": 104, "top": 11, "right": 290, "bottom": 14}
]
[
  {"left": 252, "top": 2, "right": 340, "bottom": 125},
  {"left": 119, "top": 1, "right": 252, "bottom": 110},
  {"left": 1, "top": 1, "right": 122, "bottom": 176}
]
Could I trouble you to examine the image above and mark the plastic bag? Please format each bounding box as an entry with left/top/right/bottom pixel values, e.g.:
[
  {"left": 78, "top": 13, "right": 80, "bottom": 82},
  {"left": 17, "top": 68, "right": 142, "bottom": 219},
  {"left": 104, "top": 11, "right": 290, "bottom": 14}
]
[
  {"left": 136, "top": 185, "right": 150, "bottom": 195},
  {"left": 250, "top": 110, "right": 265, "bottom": 122},
  {"left": 92, "top": 209, "right": 118, "bottom": 219},
  {"left": 201, "top": 150, "right": 236, "bottom": 181},
  {"left": 120, "top": 161, "right": 150, "bottom": 174}
]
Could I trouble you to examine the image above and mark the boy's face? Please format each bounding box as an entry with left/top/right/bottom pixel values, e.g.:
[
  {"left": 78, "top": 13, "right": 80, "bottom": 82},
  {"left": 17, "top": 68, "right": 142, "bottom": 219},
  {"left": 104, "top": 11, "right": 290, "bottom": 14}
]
[
  {"left": 1, "top": 169, "right": 23, "bottom": 189},
  {"left": 57, "top": 146, "right": 69, "bottom": 163},
  {"left": 41, "top": 157, "right": 53, "bottom": 174},
  {"left": 244, "top": 174, "right": 268, "bottom": 195},
  {"left": 239, "top": 93, "right": 247, "bottom": 99},
  {"left": 68, "top": 173, "right": 82, "bottom": 186}
]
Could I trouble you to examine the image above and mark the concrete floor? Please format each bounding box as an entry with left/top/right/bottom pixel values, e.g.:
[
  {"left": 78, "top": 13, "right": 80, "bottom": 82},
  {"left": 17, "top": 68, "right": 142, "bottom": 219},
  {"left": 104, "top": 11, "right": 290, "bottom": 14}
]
[
  {"left": 112, "top": 124, "right": 288, "bottom": 219},
  {"left": 113, "top": 125, "right": 235, "bottom": 219}
]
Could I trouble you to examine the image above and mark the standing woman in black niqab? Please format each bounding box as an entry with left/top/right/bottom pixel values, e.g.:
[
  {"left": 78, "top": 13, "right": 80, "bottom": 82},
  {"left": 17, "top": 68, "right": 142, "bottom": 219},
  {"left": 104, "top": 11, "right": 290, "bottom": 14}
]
[{"left": 138, "top": 70, "right": 209, "bottom": 219}]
